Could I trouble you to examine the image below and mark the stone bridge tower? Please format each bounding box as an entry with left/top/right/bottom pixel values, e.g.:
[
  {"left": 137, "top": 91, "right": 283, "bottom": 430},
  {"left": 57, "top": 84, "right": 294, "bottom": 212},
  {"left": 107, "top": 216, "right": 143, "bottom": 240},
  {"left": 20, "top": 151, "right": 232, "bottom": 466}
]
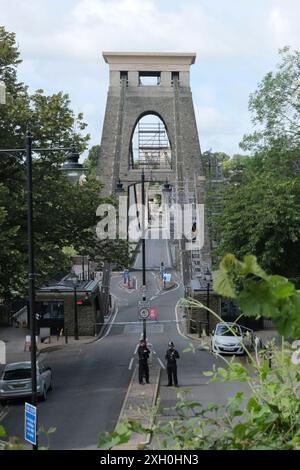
[{"left": 97, "top": 52, "right": 210, "bottom": 281}]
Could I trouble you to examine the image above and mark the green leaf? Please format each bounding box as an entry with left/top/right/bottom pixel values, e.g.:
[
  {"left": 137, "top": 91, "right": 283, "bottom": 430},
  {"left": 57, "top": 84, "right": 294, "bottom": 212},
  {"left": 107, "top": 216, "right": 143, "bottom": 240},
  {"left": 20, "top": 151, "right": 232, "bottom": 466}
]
[
  {"left": 240, "top": 255, "right": 269, "bottom": 280},
  {"left": 268, "top": 275, "right": 295, "bottom": 299},
  {"left": 247, "top": 397, "right": 261, "bottom": 413},
  {"left": 214, "top": 271, "right": 237, "bottom": 298},
  {"left": 202, "top": 371, "right": 214, "bottom": 377}
]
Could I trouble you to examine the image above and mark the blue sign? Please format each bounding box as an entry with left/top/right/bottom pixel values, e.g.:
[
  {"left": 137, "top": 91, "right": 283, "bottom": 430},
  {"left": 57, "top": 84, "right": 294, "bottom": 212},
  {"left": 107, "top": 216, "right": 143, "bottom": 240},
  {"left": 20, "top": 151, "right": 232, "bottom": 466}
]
[
  {"left": 25, "top": 402, "right": 37, "bottom": 445},
  {"left": 163, "top": 273, "right": 172, "bottom": 282}
]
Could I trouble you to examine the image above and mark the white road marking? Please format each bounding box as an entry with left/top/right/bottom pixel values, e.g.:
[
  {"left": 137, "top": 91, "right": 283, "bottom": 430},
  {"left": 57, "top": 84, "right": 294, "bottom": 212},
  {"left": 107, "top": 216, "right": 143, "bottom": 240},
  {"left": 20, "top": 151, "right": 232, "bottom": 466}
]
[
  {"left": 157, "top": 357, "right": 165, "bottom": 369},
  {"left": 175, "top": 299, "right": 189, "bottom": 340},
  {"left": 128, "top": 340, "right": 142, "bottom": 369},
  {"left": 95, "top": 301, "right": 119, "bottom": 342},
  {"left": 149, "top": 281, "right": 180, "bottom": 301},
  {"left": 128, "top": 358, "right": 134, "bottom": 370},
  {"left": 151, "top": 346, "right": 166, "bottom": 369}
]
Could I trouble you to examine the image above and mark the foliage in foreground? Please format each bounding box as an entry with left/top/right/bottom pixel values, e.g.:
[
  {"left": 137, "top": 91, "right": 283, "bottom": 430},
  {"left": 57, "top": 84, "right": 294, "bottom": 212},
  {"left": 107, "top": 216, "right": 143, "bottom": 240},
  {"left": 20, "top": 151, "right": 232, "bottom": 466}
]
[
  {"left": 99, "top": 342, "right": 300, "bottom": 450},
  {"left": 98, "top": 255, "right": 300, "bottom": 450},
  {"left": 214, "top": 253, "right": 300, "bottom": 338}
]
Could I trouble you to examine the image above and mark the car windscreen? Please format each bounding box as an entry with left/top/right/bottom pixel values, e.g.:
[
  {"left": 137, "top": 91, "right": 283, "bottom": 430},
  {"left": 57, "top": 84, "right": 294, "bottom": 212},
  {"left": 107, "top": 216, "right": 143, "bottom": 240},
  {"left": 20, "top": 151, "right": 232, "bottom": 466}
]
[
  {"left": 216, "top": 325, "right": 241, "bottom": 336},
  {"left": 3, "top": 368, "right": 31, "bottom": 381}
]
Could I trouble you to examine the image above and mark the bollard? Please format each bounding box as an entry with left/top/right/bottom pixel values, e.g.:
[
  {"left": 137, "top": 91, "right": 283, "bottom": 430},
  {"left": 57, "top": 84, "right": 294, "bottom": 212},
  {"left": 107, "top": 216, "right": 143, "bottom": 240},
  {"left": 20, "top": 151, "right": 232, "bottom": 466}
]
[{"left": 65, "top": 327, "right": 68, "bottom": 344}]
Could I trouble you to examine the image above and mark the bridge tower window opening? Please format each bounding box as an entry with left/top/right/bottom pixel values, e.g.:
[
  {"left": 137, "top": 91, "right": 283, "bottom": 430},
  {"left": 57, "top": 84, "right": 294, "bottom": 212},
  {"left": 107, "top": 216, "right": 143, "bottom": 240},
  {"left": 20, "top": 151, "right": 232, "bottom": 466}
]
[
  {"left": 139, "top": 71, "right": 161, "bottom": 86},
  {"left": 130, "top": 114, "right": 172, "bottom": 170}
]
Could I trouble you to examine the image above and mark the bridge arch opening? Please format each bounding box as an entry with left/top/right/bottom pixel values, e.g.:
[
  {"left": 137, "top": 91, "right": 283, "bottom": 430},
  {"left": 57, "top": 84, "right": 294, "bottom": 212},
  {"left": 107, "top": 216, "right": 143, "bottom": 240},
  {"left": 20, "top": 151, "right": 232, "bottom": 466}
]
[{"left": 130, "top": 113, "right": 172, "bottom": 170}]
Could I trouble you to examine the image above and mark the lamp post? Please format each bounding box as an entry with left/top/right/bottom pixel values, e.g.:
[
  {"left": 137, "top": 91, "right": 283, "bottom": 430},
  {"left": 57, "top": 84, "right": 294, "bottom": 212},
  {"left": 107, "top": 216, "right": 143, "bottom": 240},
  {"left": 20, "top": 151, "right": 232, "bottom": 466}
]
[
  {"left": 204, "top": 267, "right": 212, "bottom": 334},
  {"left": 141, "top": 169, "right": 147, "bottom": 340},
  {"left": 116, "top": 170, "right": 148, "bottom": 340},
  {"left": 161, "top": 178, "right": 172, "bottom": 195},
  {"left": 70, "top": 273, "right": 79, "bottom": 340},
  {"left": 0, "top": 132, "right": 83, "bottom": 450}
]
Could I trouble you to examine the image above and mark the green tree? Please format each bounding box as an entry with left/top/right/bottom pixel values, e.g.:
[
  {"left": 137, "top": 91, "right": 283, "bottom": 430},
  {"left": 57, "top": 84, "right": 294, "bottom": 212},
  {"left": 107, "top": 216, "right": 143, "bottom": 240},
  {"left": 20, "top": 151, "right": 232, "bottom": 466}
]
[
  {"left": 0, "top": 26, "right": 131, "bottom": 301},
  {"left": 216, "top": 161, "right": 300, "bottom": 281},
  {"left": 84, "top": 144, "right": 100, "bottom": 177},
  {"left": 213, "top": 48, "right": 300, "bottom": 282},
  {"left": 241, "top": 46, "right": 300, "bottom": 152}
]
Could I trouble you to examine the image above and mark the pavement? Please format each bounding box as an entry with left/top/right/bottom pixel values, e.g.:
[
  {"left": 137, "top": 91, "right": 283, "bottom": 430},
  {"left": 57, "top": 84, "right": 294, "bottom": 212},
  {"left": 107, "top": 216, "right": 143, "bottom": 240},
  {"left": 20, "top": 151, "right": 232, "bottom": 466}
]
[
  {"left": 0, "top": 297, "right": 118, "bottom": 373},
  {"left": 0, "top": 325, "right": 96, "bottom": 365},
  {"left": 113, "top": 364, "right": 161, "bottom": 450}
]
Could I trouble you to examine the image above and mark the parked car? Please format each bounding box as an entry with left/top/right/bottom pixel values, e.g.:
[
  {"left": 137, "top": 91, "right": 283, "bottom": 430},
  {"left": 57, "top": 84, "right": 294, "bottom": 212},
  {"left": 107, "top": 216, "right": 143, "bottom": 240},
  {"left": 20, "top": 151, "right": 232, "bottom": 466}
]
[
  {"left": 0, "top": 361, "right": 53, "bottom": 403},
  {"left": 211, "top": 322, "right": 254, "bottom": 355}
]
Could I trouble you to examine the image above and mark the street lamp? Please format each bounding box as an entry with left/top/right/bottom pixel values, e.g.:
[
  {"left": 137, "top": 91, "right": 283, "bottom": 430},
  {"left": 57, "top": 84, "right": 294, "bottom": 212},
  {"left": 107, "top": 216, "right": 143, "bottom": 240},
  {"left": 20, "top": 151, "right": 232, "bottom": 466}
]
[
  {"left": 140, "top": 169, "right": 147, "bottom": 340},
  {"left": 161, "top": 178, "right": 172, "bottom": 193},
  {"left": 115, "top": 178, "right": 125, "bottom": 194},
  {"left": 60, "top": 148, "right": 85, "bottom": 183},
  {"left": 0, "top": 132, "right": 82, "bottom": 450},
  {"left": 204, "top": 267, "right": 213, "bottom": 334},
  {"left": 70, "top": 273, "right": 79, "bottom": 340}
]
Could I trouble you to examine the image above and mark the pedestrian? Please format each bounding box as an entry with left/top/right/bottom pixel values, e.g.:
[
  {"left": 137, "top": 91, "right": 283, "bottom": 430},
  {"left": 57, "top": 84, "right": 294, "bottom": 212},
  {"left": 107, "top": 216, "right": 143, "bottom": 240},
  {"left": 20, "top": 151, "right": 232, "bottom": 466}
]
[
  {"left": 165, "top": 341, "right": 180, "bottom": 386},
  {"left": 160, "top": 262, "right": 165, "bottom": 280},
  {"left": 122, "top": 269, "right": 128, "bottom": 285},
  {"left": 138, "top": 339, "right": 150, "bottom": 384}
]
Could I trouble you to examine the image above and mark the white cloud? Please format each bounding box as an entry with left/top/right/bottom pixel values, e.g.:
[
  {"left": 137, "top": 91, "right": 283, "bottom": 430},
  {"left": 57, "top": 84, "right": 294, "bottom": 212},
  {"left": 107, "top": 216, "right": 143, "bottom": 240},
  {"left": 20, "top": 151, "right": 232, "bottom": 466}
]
[
  {"left": 195, "top": 106, "right": 232, "bottom": 135},
  {"left": 1, "top": 0, "right": 300, "bottom": 156},
  {"left": 268, "top": 4, "right": 300, "bottom": 48}
]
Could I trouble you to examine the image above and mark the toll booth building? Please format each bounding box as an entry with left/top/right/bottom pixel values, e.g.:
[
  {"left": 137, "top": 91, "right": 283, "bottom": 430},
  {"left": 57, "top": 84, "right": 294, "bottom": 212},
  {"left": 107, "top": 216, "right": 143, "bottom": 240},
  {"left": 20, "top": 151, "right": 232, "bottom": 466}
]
[{"left": 36, "top": 278, "right": 103, "bottom": 336}]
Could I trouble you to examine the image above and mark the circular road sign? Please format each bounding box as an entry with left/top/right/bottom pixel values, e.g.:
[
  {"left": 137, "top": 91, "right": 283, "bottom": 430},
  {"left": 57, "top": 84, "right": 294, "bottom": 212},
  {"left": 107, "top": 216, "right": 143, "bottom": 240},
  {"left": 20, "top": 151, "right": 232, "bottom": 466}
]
[{"left": 139, "top": 307, "right": 150, "bottom": 320}]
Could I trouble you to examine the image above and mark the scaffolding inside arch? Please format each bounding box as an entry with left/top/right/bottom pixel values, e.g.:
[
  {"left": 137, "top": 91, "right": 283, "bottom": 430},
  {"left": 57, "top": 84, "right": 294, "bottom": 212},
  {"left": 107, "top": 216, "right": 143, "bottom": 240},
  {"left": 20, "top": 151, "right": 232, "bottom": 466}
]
[{"left": 130, "top": 118, "right": 172, "bottom": 170}]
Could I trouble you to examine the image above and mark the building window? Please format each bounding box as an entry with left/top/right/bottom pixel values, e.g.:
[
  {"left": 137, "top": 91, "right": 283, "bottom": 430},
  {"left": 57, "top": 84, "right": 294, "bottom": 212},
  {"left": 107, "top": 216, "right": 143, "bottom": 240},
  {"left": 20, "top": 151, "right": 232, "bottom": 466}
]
[{"left": 40, "top": 301, "right": 64, "bottom": 320}]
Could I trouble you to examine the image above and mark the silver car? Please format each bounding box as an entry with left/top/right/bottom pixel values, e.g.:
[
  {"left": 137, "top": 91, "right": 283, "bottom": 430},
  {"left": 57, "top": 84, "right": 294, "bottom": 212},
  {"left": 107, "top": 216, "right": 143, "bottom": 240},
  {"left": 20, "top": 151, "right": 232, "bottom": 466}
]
[
  {"left": 211, "top": 322, "right": 254, "bottom": 355},
  {"left": 0, "top": 361, "right": 53, "bottom": 403}
]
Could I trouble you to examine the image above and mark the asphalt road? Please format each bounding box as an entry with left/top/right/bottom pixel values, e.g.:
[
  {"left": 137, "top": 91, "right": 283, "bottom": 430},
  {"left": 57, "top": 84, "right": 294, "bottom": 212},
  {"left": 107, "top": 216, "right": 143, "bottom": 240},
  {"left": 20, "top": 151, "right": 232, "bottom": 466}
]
[
  {"left": 0, "top": 263, "right": 181, "bottom": 449},
  {"left": 0, "top": 236, "right": 248, "bottom": 449},
  {"left": 133, "top": 228, "right": 172, "bottom": 269}
]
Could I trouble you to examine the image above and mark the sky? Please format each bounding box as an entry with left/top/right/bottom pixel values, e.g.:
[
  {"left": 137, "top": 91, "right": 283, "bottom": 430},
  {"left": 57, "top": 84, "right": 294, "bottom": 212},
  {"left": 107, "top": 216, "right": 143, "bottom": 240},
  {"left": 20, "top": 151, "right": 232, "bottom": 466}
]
[{"left": 1, "top": 0, "right": 300, "bottom": 158}]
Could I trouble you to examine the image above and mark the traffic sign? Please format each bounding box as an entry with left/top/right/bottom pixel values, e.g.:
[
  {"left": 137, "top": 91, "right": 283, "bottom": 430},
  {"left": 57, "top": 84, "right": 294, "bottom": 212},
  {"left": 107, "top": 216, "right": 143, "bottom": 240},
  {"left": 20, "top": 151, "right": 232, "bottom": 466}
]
[
  {"left": 138, "top": 307, "right": 150, "bottom": 319},
  {"left": 25, "top": 402, "right": 37, "bottom": 446},
  {"left": 138, "top": 300, "right": 151, "bottom": 308}
]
